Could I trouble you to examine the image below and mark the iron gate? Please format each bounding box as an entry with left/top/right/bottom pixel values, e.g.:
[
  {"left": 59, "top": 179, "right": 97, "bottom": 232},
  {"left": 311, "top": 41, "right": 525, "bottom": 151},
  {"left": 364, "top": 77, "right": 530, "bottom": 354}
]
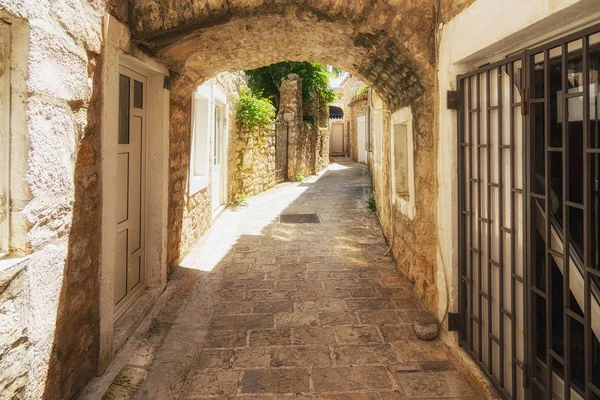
[
  {"left": 458, "top": 23, "right": 600, "bottom": 400},
  {"left": 458, "top": 54, "right": 527, "bottom": 399},
  {"left": 526, "top": 25, "right": 600, "bottom": 400}
]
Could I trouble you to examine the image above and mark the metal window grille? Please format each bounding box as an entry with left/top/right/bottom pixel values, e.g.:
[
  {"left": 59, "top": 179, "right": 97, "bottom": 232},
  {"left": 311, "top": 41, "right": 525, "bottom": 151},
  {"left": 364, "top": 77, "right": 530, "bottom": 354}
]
[{"left": 457, "top": 23, "right": 600, "bottom": 400}]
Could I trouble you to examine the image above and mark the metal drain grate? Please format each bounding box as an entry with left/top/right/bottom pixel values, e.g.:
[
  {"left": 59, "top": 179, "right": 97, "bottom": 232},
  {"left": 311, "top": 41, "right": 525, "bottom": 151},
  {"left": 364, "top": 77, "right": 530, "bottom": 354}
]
[{"left": 279, "top": 213, "right": 321, "bottom": 224}]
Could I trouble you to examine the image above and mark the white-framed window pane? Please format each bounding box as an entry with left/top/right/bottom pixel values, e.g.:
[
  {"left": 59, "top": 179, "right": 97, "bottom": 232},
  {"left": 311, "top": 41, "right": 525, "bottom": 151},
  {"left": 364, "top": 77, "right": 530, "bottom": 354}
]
[{"left": 192, "top": 93, "right": 209, "bottom": 178}]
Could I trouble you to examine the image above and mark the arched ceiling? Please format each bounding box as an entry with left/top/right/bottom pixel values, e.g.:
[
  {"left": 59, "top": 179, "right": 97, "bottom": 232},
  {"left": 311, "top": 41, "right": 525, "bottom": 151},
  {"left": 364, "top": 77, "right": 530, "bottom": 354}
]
[{"left": 131, "top": 0, "right": 436, "bottom": 109}]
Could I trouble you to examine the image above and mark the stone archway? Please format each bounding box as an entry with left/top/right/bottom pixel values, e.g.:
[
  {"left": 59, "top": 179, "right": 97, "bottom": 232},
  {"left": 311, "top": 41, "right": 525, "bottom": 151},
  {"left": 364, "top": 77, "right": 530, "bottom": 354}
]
[
  {"left": 131, "top": 1, "right": 434, "bottom": 108},
  {"left": 129, "top": 0, "right": 441, "bottom": 314}
]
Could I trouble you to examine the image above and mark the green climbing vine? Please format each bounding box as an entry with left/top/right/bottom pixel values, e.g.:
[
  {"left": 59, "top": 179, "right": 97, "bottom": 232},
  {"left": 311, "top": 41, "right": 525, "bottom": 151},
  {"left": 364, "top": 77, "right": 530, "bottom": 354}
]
[
  {"left": 235, "top": 87, "right": 276, "bottom": 131},
  {"left": 245, "top": 62, "right": 338, "bottom": 109}
]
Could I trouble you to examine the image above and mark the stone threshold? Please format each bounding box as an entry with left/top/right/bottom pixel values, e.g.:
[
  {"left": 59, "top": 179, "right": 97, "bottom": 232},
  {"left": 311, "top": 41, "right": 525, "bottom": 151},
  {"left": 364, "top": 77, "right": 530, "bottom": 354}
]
[
  {"left": 76, "top": 280, "right": 179, "bottom": 399},
  {"left": 113, "top": 286, "right": 163, "bottom": 353}
]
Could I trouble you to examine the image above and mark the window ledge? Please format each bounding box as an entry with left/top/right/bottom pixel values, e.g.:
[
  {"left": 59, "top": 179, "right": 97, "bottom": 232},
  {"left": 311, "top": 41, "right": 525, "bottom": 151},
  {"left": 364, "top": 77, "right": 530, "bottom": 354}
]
[
  {"left": 0, "top": 254, "right": 30, "bottom": 273},
  {"left": 190, "top": 175, "right": 209, "bottom": 195},
  {"left": 394, "top": 194, "right": 416, "bottom": 220}
]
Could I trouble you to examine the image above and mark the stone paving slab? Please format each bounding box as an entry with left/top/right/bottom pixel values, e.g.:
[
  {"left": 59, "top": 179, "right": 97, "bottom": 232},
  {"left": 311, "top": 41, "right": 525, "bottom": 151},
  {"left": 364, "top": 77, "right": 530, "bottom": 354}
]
[{"left": 101, "top": 161, "right": 484, "bottom": 400}]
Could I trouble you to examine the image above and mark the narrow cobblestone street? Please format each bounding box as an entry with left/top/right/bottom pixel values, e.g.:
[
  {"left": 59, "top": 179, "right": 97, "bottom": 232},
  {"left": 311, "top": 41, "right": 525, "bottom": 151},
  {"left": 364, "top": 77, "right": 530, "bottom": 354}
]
[{"left": 101, "top": 160, "right": 483, "bottom": 400}]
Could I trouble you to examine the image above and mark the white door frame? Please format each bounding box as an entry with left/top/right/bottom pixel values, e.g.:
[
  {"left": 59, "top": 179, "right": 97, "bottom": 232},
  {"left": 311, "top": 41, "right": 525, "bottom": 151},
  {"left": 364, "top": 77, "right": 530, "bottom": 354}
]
[
  {"left": 212, "top": 87, "right": 228, "bottom": 217},
  {"left": 98, "top": 15, "right": 170, "bottom": 373}
]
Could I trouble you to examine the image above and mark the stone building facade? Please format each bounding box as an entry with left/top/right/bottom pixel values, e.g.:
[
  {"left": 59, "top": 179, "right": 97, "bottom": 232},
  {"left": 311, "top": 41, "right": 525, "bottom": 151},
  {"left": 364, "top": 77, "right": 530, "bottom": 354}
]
[
  {"left": 302, "top": 88, "right": 330, "bottom": 173},
  {"left": 346, "top": 97, "right": 369, "bottom": 163},
  {"left": 277, "top": 74, "right": 330, "bottom": 181},
  {"left": 339, "top": 75, "right": 375, "bottom": 163},
  {"left": 2, "top": 0, "right": 599, "bottom": 398},
  {"left": 341, "top": 75, "right": 368, "bottom": 161}
]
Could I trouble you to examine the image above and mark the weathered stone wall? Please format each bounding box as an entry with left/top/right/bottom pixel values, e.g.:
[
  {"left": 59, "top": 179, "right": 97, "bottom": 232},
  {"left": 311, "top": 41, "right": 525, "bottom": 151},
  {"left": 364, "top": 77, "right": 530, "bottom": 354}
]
[
  {"left": 279, "top": 75, "right": 330, "bottom": 181},
  {"left": 0, "top": 262, "right": 29, "bottom": 399},
  {"left": 178, "top": 187, "right": 211, "bottom": 264},
  {"left": 341, "top": 76, "right": 365, "bottom": 108},
  {"left": 317, "top": 98, "right": 330, "bottom": 168},
  {"left": 167, "top": 96, "right": 193, "bottom": 271},
  {"left": 317, "top": 126, "right": 330, "bottom": 171},
  {"left": 228, "top": 122, "right": 276, "bottom": 202},
  {"left": 277, "top": 74, "right": 304, "bottom": 181},
  {"left": 0, "top": 0, "right": 105, "bottom": 398},
  {"left": 303, "top": 91, "right": 331, "bottom": 174},
  {"left": 294, "top": 121, "right": 315, "bottom": 179},
  {"left": 369, "top": 89, "right": 440, "bottom": 315}
]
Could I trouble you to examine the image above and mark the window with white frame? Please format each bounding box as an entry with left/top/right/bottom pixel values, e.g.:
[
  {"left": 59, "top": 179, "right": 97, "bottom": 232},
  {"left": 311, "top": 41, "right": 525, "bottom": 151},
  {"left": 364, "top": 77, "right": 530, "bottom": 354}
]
[
  {"left": 393, "top": 123, "right": 409, "bottom": 197},
  {"left": 391, "top": 107, "right": 416, "bottom": 219},
  {"left": 0, "top": 22, "right": 10, "bottom": 256},
  {"left": 189, "top": 85, "right": 211, "bottom": 194}
]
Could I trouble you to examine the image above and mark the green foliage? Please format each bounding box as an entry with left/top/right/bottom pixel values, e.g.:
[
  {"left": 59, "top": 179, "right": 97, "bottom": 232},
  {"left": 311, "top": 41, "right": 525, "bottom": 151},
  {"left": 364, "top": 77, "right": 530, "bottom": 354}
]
[
  {"left": 230, "top": 191, "right": 248, "bottom": 209},
  {"left": 368, "top": 197, "right": 376, "bottom": 211},
  {"left": 235, "top": 87, "right": 276, "bottom": 131},
  {"left": 236, "top": 192, "right": 248, "bottom": 203},
  {"left": 302, "top": 120, "right": 314, "bottom": 134},
  {"left": 245, "top": 62, "right": 338, "bottom": 109},
  {"left": 295, "top": 172, "right": 306, "bottom": 182},
  {"left": 354, "top": 84, "right": 369, "bottom": 99},
  {"left": 330, "top": 66, "right": 345, "bottom": 78}
]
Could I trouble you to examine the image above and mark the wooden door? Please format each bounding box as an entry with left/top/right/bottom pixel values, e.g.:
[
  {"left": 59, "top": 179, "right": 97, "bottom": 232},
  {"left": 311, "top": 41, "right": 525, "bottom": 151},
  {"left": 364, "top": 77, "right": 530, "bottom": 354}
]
[
  {"left": 115, "top": 66, "right": 146, "bottom": 315},
  {"left": 331, "top": 123, "right": 344, "bottom": 154}
]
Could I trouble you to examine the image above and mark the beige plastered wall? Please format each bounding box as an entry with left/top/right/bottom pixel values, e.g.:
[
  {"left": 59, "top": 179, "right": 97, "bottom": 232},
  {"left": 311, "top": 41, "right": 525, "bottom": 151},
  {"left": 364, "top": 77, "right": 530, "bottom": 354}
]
[{"left": 437, "top": 0, "right": 600, "bottom": 345}]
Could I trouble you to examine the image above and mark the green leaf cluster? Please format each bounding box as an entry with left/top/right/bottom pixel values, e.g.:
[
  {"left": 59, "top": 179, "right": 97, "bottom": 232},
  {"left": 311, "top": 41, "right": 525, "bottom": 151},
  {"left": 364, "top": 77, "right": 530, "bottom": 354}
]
[
  {"left": 245, "top": 62, "right": 338, "bottom": 109},
  {"left": 368, "top": 197, "right": 376, "bottom": 211},
  {"left": 354, "top": 84, "right": 369, "bottom": 99},
  {"left": 235, "top": 87, "right": 276, "bottom": 131}
]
